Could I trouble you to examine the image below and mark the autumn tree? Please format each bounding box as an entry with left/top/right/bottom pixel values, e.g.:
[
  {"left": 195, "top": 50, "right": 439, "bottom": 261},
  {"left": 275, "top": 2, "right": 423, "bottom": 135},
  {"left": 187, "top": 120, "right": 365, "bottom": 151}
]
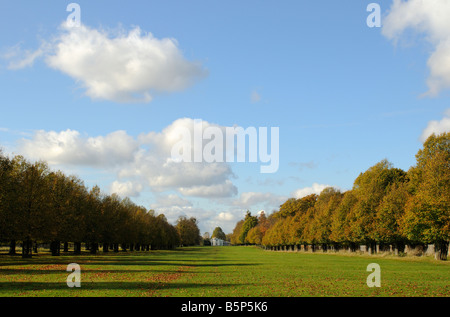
[
  {"left": 46, "top": 171, "right": 76, "bottom": 255},
  {"left": 402, "top": 133, "right": 450, "bottom": 260},
  {"left": 84, "top": 186, "right": 103, "bottom": 254},
  {"left": 246, "top": 211, "right": 270, "bottom": 245},
  {"left": 329, "top": 190, "right": 358, "bottom": 251},
  {"left": 230, "top": 220, "right": 244, "bottom": 245},
  {"left": 240, "top": 211, "right": 258, "bottom": 244},
  {"left": 211, "top": 227, "right": 226, "bottom": 240},
  {"left": 348, "top": 159, "right": 407, "bottom": 253},
  {"left": 308, "top": 187, "right": 343, "bottom": 251},
  {"left": 11, "top": 157, "right": 51, "bottom": 258},
  {"left": 0, "top": 152, "right": 16, "bottom": 254},
  {"left": 374, "top": 182, "right": 410, "bottom": 254},
  {"left": 176, "top": 216, "right": 201, "bottom": 246}
]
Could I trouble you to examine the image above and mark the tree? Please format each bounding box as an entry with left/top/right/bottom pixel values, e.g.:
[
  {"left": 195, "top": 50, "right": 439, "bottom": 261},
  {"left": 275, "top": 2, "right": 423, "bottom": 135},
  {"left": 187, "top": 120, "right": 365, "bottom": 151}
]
[
  {"left": 348, "top": 160, "right": 407, "bottom": 252},
  {"left": 278, "top": 194, "right": 317, "bottom": 218},
  {"left": 211, "top": 227, "right": 226, "bottom": 240},
  {"left": 309, "top": 187, "right": 343, "bottom": 250},
  {"left": 176, "top": 216, "right": 201, "bottom": 246},
  {"left": 0, "top": 150, "right": 185, "bottom": 257},
  {"left": 0, "top": 152, "right": 15, "bottom": 254},
  {"left": 46, "top": 171, "right": 77, "bottom": 255},
  {"left": 403, "top": 133, "right": 450, "bottom": 260},
  {"left": 84, "top": 185, "right": 103, "bottom": 254},
  {"left": 230, "top": 220, "right": 244, "bottom": 245},
  {"left": 246, "top": 226, "right": 262, "bottom": 245},
  {"left": 246, "top": 211, "right": 270, "bottom": 245},
  {"left": 374, "top": 182, "right": 409, "bottom": 253},
  {"left": 11, "top": 157, "right": 51, "bottom": 258},
  {"left": 329, "top": 190, "right": 358, "bottom": 250},
  {"left": 240, "top": 211, "right": 258, "bottom": 244}
]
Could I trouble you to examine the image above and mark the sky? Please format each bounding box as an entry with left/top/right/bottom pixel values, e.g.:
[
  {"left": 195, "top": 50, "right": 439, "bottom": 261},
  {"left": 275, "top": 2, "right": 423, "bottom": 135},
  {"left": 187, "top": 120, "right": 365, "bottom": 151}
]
[{"left": 1, "top": 0, "right": 449, "bottom": 234}]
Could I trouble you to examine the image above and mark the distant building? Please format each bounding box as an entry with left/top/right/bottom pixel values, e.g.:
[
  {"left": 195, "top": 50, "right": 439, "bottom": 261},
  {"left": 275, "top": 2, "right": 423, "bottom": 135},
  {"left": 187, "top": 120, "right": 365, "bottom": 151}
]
[{"left": 210, "top": 237, "right": 231, "bottom": 246}]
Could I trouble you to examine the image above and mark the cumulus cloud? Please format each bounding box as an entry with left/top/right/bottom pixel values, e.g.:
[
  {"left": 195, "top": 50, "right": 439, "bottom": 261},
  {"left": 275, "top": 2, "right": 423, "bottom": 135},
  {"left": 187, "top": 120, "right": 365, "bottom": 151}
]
[
  {"left": 149, "top": 194, "right": 215, "bottom": 230},
  {"left": 178, "top": 181, "right": 238, "bottom": 198},
  {"left": 208, "top": 211, "right": 239, "bottom": 233},
  {"left": 382, "top": 0, "right": 450, "bottom": 96},
  {"left": 216, "top": 212, "right": 235, "bottom": 222},
  {"left": 110, "top": 180, "right": 143, "bottom": 198},
  {"left": 19, "top": 129, "right": 139, "bottom": 167},
  {"left": 232, "top": 191, "right": 286, "bottom": 209},
  {"left": 121, "top": 118, "right": 237, "bottom": 197},
  {"left": 7, "top": 22, "right": 207, "bottom": 103},
  {"left": 17, "top": 118, "right": 237, "bottom": 199},
  {"left": 151, "top": 194, "right": 194, "bottom": 209},
  {"left": 421, "top": 109, "right": 450, "bottom": 141},
  {"left": 291, "top": 183, "right": 332, "bottom": 199}
]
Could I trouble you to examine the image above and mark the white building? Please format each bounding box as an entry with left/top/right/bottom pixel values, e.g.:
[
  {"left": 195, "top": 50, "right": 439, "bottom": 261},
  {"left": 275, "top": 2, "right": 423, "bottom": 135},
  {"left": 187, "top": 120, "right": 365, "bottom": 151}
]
[{"left": 211, "top": 238, "right": 230, "bottom": 246}]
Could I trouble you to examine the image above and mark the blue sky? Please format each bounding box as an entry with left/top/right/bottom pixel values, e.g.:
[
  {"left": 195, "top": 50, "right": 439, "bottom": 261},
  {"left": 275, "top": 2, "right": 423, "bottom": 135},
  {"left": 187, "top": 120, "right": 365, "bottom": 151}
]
[{"left": 1, "top": 0, "right": 449, "bottom": 234}]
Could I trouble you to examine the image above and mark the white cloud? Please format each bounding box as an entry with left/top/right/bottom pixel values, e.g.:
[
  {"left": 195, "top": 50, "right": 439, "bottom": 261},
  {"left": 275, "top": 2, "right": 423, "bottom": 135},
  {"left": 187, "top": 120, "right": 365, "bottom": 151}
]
[
  {"left": 19, "top": 129, "right": 139, "bottom": 167},
  {"left": 17, "top": 118, "right": 237, "bottom": 199},
  {"left": 421, "top": 109, "right": 450, "bottom": 141},
  {"left": 216, "top": 212, "right": 235, "bottom": 222},
  {"left": 7, "top": 22, "right": 207, "bottom": 103},
  {"left": 291, "top": 183, "right": 331, "bottom": 199},
  {"left": 110, "top": 180, "right": 143, "bottom": 198},
  {"left": 232, "top": 191, "right": 286, "bottom": 209},
  {"left": 207, "top": 211, "right": 239, "bottom": 234},
  {"left": 151, "top": 194, "right": 193, "bottom": 209},
  {"left": 121, "top": 118, "right": 237, "bottom": 197},
  {"left": 382, "top": 0, "right": 450, "bottom": 96},
  {"left": 178, "top": 180, "right": 238, "bottom": 198},
  {"left": 149, "top": 194, "right": 214, "bottom": 230},
  {"left": 5, "top": 45, "right": 45, "bottom": 70}
]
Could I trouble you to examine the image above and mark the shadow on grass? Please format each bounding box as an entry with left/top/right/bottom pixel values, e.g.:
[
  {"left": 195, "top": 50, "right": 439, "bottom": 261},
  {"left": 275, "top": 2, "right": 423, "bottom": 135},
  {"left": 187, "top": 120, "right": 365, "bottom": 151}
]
[
  {"left": 0, "top": 281, "right": 245, "bottom": 292},
  {"left": 0, "top": 251, "right": 259, "bottom": 270},
  {"left": 0, "top": 260, "right": 259, "bottom": 269},
  {"left": 0, "top": 268, "right": 193, "bottom": 275}
]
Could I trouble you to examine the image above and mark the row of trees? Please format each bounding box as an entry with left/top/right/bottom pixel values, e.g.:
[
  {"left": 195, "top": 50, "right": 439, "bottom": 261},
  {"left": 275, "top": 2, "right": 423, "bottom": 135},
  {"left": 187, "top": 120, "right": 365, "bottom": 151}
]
[
  {"left": 0, "top": 153, "right": 201, "bottom": 258},
  {"left": 231, "top": 133, "right": 450, "bottom": 260}
]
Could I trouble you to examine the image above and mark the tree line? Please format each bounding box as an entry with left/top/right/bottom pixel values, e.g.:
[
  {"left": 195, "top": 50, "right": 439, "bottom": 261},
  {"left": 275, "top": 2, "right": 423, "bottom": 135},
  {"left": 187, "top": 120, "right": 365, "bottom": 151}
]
[
  {"left": 0, "top": 153, "right": 201, "bottom": 258},
  {"left": 231, "top": 133, "right": 450, "bottom": 260}
]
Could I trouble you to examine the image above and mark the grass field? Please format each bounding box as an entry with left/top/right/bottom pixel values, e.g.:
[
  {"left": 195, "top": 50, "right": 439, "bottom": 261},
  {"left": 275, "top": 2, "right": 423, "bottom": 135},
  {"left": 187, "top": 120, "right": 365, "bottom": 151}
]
[{"left": 0, "top": 246, "right": 449, "bottom": 297}]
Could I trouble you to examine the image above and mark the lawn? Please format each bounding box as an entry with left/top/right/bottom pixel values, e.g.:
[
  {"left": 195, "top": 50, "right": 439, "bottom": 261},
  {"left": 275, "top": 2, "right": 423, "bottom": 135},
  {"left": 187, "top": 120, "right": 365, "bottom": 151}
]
[{"left": 0, "top": 246, "right": 449, "bottom": 297}]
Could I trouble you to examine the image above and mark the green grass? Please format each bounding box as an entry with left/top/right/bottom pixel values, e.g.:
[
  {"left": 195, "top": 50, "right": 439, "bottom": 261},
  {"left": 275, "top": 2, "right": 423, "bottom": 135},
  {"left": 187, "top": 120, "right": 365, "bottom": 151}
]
[{"left": 0, "top": 246, "right": 449, "bottom": 297}]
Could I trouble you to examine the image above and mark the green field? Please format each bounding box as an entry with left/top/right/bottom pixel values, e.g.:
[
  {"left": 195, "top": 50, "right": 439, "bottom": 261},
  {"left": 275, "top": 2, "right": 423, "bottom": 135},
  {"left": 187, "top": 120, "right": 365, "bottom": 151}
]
[{"left": 0, "top": 246, "right": 449, "bottom": 297}]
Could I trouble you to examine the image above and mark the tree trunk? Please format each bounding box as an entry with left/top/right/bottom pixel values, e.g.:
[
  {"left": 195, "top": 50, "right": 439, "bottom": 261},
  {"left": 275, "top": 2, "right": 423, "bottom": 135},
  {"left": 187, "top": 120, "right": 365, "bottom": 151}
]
[
  {"left": 434, "top": 240, "right": 449, "bottom": 261},
  {"left": 74, "top": 242, "right": 81, "bottom": 255},
  {"left": 9, "top": 240, "right": 16, "bottom": 255},
  {"left": 51, "top": 241, "right": 61, "bottom": 256},
  {"left": 368, "top": 242, "right": 377, "bottom": 255},
  {"left": 103, "top": 243, "right": 109, "bottom": 253},
  {"left": 394, "top": 241, "right": 405, "bottom": 256},
  {"left": 90, "top": 242, "right": 97, "bottom": 254},
  {"left": 22, "top": 239, "right": 32, "bottom": 258},
  {"left": 63, "top": 242, "right": 69, "bottom": 253},
  {"left": 33, "top": 241, "right": 38, "bottom": 253}
]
